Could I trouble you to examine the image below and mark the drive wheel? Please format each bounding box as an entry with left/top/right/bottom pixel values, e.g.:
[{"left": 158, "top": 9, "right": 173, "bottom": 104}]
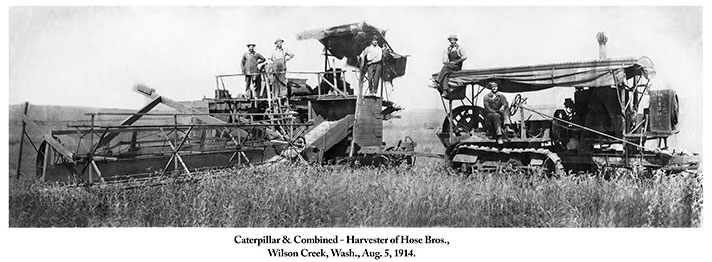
[{"left": 442, "top": 105, "right": 489, "bottom": 135}]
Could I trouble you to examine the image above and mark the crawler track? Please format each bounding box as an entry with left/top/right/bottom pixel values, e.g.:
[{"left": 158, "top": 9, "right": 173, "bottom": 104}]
[{"left": 447, "top": 143, "right": 565, "bottom": 175}]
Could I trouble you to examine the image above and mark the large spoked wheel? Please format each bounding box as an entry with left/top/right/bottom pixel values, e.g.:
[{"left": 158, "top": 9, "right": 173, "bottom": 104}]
[{"left": 442, "top": 105, "right": 490, "bottom": 135}]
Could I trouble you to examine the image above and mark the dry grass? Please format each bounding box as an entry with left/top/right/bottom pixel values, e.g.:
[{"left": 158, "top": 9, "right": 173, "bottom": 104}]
[{"left": 8, "top": 163, "right": 702, "bottom": 227}]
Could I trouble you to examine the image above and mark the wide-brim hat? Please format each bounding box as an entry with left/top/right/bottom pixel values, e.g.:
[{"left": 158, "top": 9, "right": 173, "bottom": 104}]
[
  {"left": 246, "top": 43, "right": 256, "bottom": 47},
  {"left": 448, "top": 35, "right": 458, "bottom": 41},
  {"left": 274, "top": 38, "right": 284, "bottom": 44}
]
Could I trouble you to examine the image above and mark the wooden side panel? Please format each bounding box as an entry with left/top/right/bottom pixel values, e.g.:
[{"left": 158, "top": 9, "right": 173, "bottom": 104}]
[
  {"left": 353, "top": 96, "right": 383, "bottom": 148},
  {"left": 309, "top": 98, "right": 357, "bottom": 121}
]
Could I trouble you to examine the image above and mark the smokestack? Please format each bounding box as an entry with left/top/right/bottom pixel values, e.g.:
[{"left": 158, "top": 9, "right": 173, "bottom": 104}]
[{"left": 596, "top": 31, "right": 608, "bottom": 59}]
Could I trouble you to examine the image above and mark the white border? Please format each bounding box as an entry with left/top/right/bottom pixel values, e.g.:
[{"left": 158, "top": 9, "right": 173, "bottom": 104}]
[{"left": 2, "top": 1, "right": 710, "bottom": 262}]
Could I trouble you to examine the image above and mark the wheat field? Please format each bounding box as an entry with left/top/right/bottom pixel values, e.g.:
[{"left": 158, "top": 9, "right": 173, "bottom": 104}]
[{"left": 9, "top": 162, "right": 702, "bottom": 227}]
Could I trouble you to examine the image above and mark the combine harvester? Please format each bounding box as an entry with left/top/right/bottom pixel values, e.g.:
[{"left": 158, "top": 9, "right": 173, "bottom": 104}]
[
  {"left": 17, "top": 22, "right": 419, "bottom": 185},
  {"left": 435, "top": 32, "right": 700, "bottom": 176}
]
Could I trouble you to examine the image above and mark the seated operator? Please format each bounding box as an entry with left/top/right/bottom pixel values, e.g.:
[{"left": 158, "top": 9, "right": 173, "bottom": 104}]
[
  {"left": 563, "top": 98, "right": 576, "bottom": 121},
  {"left": 483, "top": 81, "right": 510, "bottom": 144}
]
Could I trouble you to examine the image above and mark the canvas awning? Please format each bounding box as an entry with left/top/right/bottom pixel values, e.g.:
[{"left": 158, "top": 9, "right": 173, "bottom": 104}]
[
  {"left": 297, "top": 21, "right": 407, "bottom": 82},
  {"left": 296, "top": 21, "right": 388, "bottom": 59},
  {"left": 433, "top": 57, "right": 655, "bottom": 93}
]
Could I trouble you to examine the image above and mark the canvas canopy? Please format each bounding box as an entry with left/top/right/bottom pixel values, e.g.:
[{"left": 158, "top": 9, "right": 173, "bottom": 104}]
[
  {"left": 297, "top": 21, "right": 388, "bottom": 59},
  {"left": 434, "top": 57, "right": 655, "bottom": 94},
  {"left": 297, "top": 21, "right": 407, "bottom": 82}
]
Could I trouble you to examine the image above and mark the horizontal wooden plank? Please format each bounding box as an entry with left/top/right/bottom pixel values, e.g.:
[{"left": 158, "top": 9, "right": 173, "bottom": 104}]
[{"left": 355, "top": 128, "right": 382, "bottom": 132}]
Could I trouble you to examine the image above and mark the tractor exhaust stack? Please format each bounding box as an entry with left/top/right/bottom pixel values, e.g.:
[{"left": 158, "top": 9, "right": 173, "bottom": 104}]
[{"left": 596, "top": 31, "right": 608, "bottom": 59}]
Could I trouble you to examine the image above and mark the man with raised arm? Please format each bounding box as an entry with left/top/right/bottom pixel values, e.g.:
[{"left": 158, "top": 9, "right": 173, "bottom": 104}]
[
  {"left": 268, "top": 38, "right": 295, "bottom": 97},
  {"left": 241, "top": 43, "right": 266, "bottom": 98}
]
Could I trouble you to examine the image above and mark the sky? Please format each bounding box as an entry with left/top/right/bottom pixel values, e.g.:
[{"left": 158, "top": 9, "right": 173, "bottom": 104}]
[{"left": 8, "top": 6, "right": 702, "bottom": 152}]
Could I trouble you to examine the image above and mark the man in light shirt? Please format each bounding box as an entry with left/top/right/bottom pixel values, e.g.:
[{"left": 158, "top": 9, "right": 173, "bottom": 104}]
[
  {"left": 359, "top": 35, "right": 383, "bottom": 95},
  {"left": 268, "top": 38, "right": 295, "bottom": 97}
]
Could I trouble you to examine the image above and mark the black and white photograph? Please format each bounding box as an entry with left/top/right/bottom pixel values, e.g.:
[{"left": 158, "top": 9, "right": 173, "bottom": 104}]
[{"left": 3, "top": 4, "right": 710, "bottom": 262}]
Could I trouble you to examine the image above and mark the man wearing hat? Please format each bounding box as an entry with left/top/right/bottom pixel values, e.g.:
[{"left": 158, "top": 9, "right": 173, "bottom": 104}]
[
  {"left": 483, "top": 81, "right": 510, "bottom": 144},
  {"left": 563, "top": 98, "right": 576, "bottom": 121},
  {"left": 359, "top": 35, "right": 383, "bottom": 95},
  {"left": 241, "top": 43, "right": 266, "bottom": 98},
  {"left": 435, "top": 35, "right": 468, "bottom": 96},
  {"left": 268, "top": 38, "right": 295, "bottom": 97}
]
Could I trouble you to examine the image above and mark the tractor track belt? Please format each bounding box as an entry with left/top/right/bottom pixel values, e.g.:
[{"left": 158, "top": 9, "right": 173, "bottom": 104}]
[{"left": 451, "top": 144, "right": 565, "bottom": 175}]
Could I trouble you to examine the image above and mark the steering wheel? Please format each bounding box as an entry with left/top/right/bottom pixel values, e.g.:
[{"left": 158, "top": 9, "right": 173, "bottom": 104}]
[{"left": 509, "top": 94, "right": 527, "bottom": 116}]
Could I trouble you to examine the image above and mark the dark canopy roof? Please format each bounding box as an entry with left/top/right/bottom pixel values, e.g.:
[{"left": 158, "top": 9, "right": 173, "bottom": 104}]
[
  {"left": 296, "top": 21, "right": 407, "bottom": 82},
  {"left": 296, "top": 21, "right": 388, "bottom": 59},
  {"left": 434, "top": 57, "right": 655, "bottom": 93}
]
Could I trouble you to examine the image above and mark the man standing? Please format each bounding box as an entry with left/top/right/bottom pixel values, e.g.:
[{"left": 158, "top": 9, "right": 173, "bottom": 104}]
[
  {"left": 269, "top": 38, "right": 295, "bottom": 97},
  {"left": 436, "top": 35, "right": 467, "bottom": 96},
  {"left": 241, "top": 43, "right": 265, "bottom": 98},
  {"left": 483, "top": 82, "right": 509, "bottom": 144},
  {"left": 359, "top": 35, "right": 383, "bottom": 95}
]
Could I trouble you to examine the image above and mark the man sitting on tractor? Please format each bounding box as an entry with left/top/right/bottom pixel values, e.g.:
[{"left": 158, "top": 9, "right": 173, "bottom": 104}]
[
  {"left": 483, "top": 82, "right": 511, "bottom": 144},
  {"left": 435, "top": 34, "right": 467, "bottom": 97}
]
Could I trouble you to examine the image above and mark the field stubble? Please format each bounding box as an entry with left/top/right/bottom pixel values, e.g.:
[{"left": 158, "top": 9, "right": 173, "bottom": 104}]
[{"left": 9, "top": 163, "right": 702, "bottom": 227}]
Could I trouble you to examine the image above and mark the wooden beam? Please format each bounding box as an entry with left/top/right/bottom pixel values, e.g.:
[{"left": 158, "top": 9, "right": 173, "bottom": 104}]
[
  {"left": 90, "top": 160, "right": 105, "bottom": 183},
  {"left": 94, "top": 96, "right": 162, "bottom": 149},
  {"left": 135, "top": 84, "right": 226, "bottom": 125},
  {"left": 157, "top": 126, "right": 194, "bottom": 175},
  {"left": 16, "top": 102, "right": 29, "bottom": 179},
  {"left": 350, "top": 71, "right": 364, "bottom": 157},
  {"left": 40, "top": 143, "right": 49, "bottom": 182}
]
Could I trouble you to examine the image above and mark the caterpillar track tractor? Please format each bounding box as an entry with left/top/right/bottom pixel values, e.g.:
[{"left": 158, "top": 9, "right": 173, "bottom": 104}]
[{"left": 433, "top": 32, "right": 699, "bottom": 175}]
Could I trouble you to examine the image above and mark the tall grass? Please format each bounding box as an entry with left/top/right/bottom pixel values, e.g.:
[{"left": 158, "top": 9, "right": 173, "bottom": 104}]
[{"left": 8, "top": 163, "right": 702, "bottom": 227}]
